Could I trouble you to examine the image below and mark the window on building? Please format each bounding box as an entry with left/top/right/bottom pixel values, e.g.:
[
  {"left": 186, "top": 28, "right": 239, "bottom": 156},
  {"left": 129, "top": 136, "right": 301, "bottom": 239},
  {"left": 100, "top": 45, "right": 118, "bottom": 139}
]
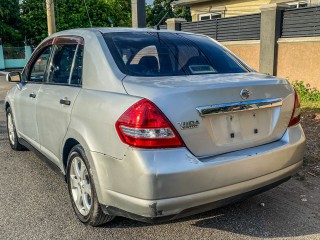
[
  {"left": 199, "top": 12, "right": 222, "bottom": 21},
  {"left": 287, "top": 1, "right": 309, "bottom": 9}
]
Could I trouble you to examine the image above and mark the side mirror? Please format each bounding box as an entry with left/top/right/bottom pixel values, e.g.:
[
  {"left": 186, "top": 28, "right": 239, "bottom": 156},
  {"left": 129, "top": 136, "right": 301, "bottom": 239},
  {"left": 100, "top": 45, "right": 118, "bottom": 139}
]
[{"left": 6, "top": 72, "right": 21, "bottom": 83}]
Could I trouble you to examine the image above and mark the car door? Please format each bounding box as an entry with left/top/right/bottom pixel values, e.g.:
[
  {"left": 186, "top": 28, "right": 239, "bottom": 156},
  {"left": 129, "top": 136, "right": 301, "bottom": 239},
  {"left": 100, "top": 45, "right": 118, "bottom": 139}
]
[
  {"left": 36, "top": 37, "right": 84, "bottom": 164},
  {"left": 13, "top": 46, "right": 53, "bottom": 149}
]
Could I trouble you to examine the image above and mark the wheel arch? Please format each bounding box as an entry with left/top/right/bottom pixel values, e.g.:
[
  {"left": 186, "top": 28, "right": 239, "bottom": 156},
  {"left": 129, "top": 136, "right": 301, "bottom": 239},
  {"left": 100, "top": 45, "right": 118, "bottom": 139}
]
[
  {"left": 62, "top": 138, "right": 80, "bottom": 173},
  {"left": 5, "top": 101, "right": 10, "bottom": 111},
  {"left": 61, "top": 128, "right": 95, "bottom": 175},
  {"left": 62, "top": 128, "right": 104, "bottom": 201}
]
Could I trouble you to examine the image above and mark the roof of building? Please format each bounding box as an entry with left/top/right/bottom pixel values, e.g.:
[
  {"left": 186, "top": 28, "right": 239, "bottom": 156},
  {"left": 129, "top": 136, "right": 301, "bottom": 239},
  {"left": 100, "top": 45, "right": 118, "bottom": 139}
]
[{"left": 172, "top": 0, "right": 212, "bottom": 7}]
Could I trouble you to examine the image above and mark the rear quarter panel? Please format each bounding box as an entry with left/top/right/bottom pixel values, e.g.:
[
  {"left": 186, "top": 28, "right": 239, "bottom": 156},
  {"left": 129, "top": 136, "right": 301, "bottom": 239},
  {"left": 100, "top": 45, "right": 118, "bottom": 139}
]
[
  {"left": 65, "top": 89, "right": 142, "bottom": 202},
  {"left": 67, "top": 89, "right": 141, "bottom": 159}
]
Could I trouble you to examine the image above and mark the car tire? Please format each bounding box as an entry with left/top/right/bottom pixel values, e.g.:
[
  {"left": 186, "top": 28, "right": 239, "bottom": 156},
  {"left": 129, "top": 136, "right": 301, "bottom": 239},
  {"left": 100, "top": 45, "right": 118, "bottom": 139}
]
[
  {"left": 6, "top": 107, "right": 26, "bottom": 151},
  {"left": 67, "top": 144, "right": 114, "bottom": 226}
]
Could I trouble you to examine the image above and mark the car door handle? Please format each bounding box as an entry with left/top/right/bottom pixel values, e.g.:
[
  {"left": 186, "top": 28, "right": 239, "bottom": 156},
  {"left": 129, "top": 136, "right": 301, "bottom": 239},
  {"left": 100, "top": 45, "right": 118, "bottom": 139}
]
[
  {"left": 29, "top": 92, "right": 36, "bottom": 98},
  {"left": 60, "top": 98, "right": 71, "bottom": 106}
]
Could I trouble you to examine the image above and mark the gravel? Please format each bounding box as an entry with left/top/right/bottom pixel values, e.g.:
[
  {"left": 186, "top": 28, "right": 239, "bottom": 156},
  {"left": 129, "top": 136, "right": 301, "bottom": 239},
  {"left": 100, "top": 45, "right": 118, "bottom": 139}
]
[
  {"left": 299, "top": 109, "right": 320, "bottom": 179},
  {"left": 1, "top": 76, "right": 320, "bottom": 240}
]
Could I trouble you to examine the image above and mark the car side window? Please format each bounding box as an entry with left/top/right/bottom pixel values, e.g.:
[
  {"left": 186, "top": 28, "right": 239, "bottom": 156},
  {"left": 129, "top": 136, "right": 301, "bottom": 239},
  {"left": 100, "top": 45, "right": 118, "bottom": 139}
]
[
  {"left": 29, "top": 47, "right": 52, "bottom": 83},
  {"left": 47, "top": 44, "right": 77, "bottom": 85},
  {"left": 70, "top": 45, "right": 84, "bottom": 86}
]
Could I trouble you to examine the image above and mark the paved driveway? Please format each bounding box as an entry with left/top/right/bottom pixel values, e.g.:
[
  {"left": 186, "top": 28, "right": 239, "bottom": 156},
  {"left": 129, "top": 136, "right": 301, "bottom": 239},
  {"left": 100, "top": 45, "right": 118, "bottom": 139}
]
[{"left": 1, "top": 76, "right": 320, "bottom": 240}]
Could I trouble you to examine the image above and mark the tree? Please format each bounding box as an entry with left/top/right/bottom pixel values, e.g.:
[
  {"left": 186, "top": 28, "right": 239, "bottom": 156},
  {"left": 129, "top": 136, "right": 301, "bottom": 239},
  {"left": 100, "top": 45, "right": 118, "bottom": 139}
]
[
  {"left": 0, "top": 0, "right": 23, "bottom": 45},
  {"left": 106, "top": 0, "right": 131, "bottom": 27},
  {"left": 146, "top": 0, "right": 191, "bottom": 27},
  {"left": 21, "top": 0, "right": 132, "bottom": 46},
  {"left": 20, "top": 0, "right": 48, "bottom": 46},
  {"left": 55, "top": 0, "right": 131, "bottom": 30}
]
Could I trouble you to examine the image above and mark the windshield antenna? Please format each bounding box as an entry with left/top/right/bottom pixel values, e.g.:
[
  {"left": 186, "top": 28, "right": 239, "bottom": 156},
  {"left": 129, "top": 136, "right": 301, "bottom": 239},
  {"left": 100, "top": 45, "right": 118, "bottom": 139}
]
[{"left": 155, "top": 11, "right": 169, "bottom": 30}]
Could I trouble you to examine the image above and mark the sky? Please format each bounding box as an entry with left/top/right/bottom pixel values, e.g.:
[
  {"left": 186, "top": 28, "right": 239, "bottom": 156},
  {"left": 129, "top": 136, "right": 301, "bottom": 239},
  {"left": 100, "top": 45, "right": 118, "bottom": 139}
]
[{"left": 146, "top": 0, "right": 153, "bottom": 4}]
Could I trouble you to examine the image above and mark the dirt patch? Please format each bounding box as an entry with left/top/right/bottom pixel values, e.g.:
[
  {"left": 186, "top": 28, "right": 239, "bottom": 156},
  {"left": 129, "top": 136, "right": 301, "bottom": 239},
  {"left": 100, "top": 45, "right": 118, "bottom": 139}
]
[{"left": 297, "top": 108, "right": 320, "bottom": 179}]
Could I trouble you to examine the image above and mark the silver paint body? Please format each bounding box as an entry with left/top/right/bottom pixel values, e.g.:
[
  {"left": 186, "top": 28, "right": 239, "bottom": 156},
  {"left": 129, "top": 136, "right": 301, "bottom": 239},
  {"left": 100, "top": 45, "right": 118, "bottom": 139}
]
[{"left": 5, "top": 28, "right": 305, "bottom": 219}]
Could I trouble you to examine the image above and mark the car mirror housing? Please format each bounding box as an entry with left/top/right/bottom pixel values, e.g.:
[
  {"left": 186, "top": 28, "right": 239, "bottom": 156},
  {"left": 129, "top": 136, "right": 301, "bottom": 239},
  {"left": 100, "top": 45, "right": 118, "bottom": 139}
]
[{"left": 6, "top": 72, "right": 22, "bottom": 83}]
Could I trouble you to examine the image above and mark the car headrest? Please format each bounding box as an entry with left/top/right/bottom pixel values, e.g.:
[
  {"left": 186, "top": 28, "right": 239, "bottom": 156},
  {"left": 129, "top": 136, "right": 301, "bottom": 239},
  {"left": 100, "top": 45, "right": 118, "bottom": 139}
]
[{"left": 138, "top": 56, "right": 159, "bottom": 72}]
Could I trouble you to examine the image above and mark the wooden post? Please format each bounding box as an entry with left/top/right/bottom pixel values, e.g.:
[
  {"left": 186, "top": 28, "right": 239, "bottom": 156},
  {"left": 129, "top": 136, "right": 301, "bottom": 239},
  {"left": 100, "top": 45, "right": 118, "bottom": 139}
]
[
  {"left": 46, "top": 0, "right": 56, "bottom": 35},
  {"left": 131, "top": 0, "right": 146, "bottom": 28}
]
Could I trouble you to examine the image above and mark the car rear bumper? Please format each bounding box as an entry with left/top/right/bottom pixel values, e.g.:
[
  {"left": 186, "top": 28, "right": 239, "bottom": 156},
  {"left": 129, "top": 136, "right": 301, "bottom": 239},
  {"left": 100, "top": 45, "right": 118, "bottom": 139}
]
[
  {"left": 90, "top": 124, "right": 305, "bottom": 220},
  {"left": 101, "top": 174, "right": 293, "bottom": 223}
]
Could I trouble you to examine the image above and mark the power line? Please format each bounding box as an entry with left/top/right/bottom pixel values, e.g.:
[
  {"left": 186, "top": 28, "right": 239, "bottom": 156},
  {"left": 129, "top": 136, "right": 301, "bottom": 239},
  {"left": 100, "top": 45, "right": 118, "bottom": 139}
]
[
  {"left": 55, "top": 0, "right": 59, "bottom": 30},
  {"left": 83, "top": 0, "right": 92, "bottom": 28}
]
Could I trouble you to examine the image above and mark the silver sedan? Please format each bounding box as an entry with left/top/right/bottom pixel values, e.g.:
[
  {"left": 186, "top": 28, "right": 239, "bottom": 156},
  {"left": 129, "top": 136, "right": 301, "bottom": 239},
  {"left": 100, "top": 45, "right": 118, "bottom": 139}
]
[{"left": 4, "top": 28, "right": 305, "bottom": 226}]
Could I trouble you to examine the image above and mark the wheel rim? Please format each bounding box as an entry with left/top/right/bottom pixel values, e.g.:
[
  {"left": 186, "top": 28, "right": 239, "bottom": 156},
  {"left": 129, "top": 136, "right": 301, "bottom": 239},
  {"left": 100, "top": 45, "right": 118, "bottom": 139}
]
[
  {"left": 69, "top": 156, "right": 93, "bottom": 216},
  {"left": 7, "top": 113, "right": 15, "bottom": 145}
]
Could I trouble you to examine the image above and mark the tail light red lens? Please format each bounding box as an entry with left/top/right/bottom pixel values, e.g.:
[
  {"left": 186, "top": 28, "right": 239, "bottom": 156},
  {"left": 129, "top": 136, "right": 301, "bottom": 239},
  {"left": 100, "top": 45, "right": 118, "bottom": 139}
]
[
  {"left": 288, "top": 89, "right": 301, "bottom": 127},
  {"left": 115, "top": 99, "right": 184, "bottom": 148}
]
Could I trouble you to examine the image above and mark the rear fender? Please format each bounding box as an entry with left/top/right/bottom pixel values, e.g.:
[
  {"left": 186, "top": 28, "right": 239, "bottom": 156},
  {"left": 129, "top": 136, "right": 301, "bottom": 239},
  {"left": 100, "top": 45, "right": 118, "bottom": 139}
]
[{"left": 62, "top": 127, "right": 105, "bottom": 200}]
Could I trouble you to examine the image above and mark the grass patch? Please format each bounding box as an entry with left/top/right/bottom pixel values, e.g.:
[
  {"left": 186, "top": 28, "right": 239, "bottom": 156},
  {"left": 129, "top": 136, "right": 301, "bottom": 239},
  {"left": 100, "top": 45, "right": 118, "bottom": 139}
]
[{"left": 292, "top": 81, "right": 320, "bottom": 109}]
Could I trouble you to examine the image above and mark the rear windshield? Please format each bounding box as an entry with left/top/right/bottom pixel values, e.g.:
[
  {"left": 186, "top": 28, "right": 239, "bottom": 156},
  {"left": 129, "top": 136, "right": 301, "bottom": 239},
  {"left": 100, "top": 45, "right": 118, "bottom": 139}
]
[{"left": 103, "top": 32, "right": 248, "bottom": 77}]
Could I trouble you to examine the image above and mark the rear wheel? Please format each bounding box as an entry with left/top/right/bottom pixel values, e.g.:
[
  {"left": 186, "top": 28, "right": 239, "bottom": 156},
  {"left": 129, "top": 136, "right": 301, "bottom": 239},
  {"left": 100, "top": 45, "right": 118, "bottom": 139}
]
[
  {"left": 67, "top": 144, "right": 114, "bottom": 226},
  {"left": 6, "top": 107, "right": 25, "bottom": 151}
]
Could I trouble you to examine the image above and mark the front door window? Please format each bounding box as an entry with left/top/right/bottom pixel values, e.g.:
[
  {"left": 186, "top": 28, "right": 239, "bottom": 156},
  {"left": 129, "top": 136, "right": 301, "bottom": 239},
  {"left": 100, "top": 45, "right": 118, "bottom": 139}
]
[
  {"left": 47, "top": 45, "right": 77, "bottom": 85},
  {"left": 29, "top": 47, "right": 52, "bottom": 83}
]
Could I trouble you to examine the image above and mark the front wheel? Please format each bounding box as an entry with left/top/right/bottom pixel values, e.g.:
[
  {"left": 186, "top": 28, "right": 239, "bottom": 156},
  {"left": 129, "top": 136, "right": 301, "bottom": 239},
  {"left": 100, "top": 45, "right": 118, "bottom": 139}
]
[
  {"left": 6, "top": 107, "right": 25, "bottom": 151},
  {"left": 67, "top": 144, "right": 114, "bottom": 226}
]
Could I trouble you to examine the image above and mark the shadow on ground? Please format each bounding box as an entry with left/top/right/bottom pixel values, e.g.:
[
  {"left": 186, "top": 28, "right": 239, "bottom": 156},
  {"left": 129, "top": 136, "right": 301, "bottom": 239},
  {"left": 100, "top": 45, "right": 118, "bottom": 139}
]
[{"left": 100, "top": 191, "right": 320, "bottom": 238}]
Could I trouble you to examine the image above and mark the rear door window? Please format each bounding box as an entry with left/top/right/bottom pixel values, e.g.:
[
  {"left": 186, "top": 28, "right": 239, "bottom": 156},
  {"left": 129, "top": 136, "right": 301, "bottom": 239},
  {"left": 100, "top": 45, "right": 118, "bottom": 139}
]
[{"left": 70, "top": 45, "right": 84, "bottom": 86}]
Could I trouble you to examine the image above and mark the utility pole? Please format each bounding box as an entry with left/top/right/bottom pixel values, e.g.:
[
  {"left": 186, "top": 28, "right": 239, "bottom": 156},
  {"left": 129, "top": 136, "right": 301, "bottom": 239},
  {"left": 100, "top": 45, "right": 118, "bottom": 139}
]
[
  {"left": 46, "top": 0, "right": 56, "bottom": 35},
  {"left": 131, "top": 0, "right": 146, "bottom": 28}
]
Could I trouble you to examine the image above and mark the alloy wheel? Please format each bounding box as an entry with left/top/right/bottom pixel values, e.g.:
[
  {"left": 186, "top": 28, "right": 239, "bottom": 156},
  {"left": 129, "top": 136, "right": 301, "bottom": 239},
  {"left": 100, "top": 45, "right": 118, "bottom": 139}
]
[
  {"left": 69, "top": 156, "right": 93, "bottom": 216},
  {"left": 7, "top": 112, "right": 15, "bottom": 145}
]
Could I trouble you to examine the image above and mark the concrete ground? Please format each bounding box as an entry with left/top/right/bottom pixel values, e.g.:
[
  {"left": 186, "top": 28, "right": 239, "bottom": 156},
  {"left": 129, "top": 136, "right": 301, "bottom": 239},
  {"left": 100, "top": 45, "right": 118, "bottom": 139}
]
[{"left": 1, "top": 76, "right": 320, "bottom": 240}]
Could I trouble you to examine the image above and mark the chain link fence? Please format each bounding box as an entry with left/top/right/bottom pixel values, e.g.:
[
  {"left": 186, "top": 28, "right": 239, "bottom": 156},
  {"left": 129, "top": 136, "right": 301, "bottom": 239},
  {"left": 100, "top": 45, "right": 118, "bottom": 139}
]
[{"left": 3, "top": 47, "right": 26, "bottom": 59}]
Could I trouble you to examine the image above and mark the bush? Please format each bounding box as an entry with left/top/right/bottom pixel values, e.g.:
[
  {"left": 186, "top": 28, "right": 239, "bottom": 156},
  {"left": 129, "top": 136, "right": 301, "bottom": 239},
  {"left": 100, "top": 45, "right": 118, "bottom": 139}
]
[{"left": 292, "top": 81, "right": 320, "bottom": 108}]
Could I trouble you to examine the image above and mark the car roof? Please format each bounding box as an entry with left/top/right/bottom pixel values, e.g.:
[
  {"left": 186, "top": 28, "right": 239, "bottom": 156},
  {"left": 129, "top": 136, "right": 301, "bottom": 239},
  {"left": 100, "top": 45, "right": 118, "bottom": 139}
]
[{"left": 49, "top": 27, "right": 189, "bottom": 37}]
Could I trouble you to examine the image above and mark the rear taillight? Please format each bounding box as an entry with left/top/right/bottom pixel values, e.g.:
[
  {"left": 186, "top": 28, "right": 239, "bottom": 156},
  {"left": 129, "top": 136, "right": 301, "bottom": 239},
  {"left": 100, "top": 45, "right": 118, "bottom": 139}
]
[
  {"left": 115, "top": 99, "right": 184, "bottom": 148},
  {"left": 288, "top": 89, "right": 301, "bottom": 127}
]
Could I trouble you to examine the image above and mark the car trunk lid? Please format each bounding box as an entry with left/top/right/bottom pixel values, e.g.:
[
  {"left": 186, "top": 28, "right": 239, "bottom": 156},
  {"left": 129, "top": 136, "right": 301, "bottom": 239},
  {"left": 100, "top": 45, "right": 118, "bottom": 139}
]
[{"left": 122, "top": 72, "right": 295, "bottom": 157}]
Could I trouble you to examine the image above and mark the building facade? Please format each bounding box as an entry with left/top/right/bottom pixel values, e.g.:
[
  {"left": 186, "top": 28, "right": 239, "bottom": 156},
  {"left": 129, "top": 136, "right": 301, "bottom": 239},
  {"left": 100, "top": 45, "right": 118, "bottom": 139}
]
[{"left": 173, "top": 0, "right": 320, "bottom": 21}]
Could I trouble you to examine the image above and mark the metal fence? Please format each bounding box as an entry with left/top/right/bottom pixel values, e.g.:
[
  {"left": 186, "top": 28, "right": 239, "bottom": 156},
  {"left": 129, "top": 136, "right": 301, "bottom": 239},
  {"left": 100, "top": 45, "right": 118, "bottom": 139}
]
[
  {"left": 181, "top": 19, "right": 218, "bottom": 39},
  {"left": 3, "top": 47, "right": 26, "bottom": 59},
  {"left": 282, "top": 6, "right": 320, "bottom": 37},
  {"left": 180, "top": 13, "right": 261, "bottom": 41}
]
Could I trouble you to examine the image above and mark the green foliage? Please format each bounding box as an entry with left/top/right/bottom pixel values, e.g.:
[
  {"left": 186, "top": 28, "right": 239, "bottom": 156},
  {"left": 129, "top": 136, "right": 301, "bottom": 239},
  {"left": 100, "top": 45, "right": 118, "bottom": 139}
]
[
  {"left": 20, "top": 0, "right": 48, "bottom": 46},
  {"left": 292, "top": 81, "right": 320, "bottom": 108},
  {"left": 106, "top": 0, "right": 132, "bottom": 27},
  {"left": 146, "top": 0, "right": 191, "bottom": 27},
  {"left": 55, "top": 0, "right": 131, "bottom": 30},
  {"left": 0, "top": 0, "right": 190, "bottom": 46},
  {"left": 19, "top": 0, "right": 132, "bottom": 46},
  {"left": 0, "top": 0, "right": 23, "bottom": 45}
]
